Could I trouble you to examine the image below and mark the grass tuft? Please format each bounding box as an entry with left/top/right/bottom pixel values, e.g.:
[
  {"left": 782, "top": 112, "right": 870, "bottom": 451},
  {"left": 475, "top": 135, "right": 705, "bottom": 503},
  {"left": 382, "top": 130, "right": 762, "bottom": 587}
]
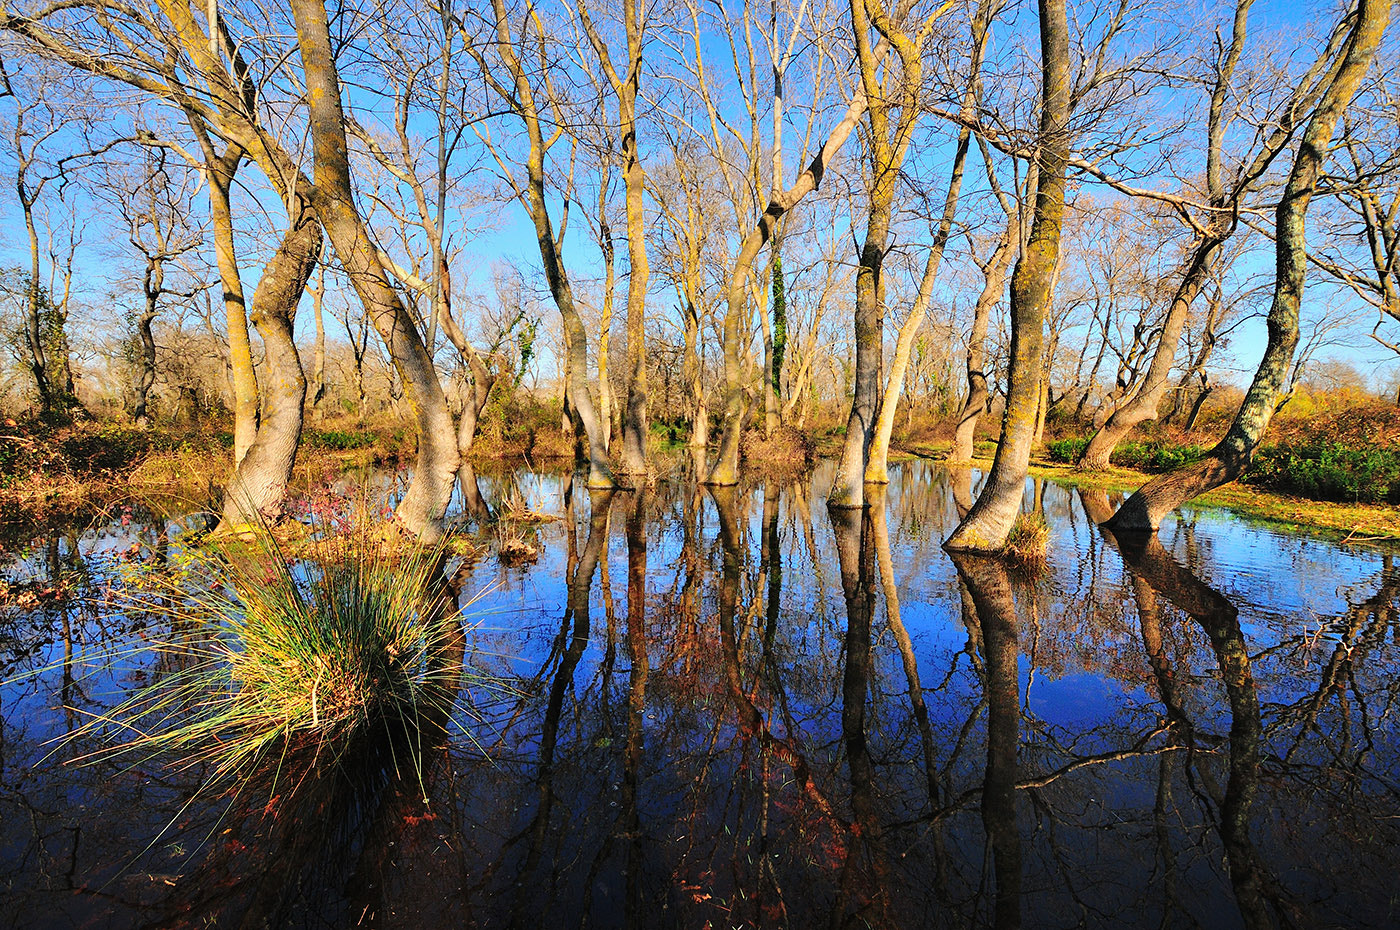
[
  {"left": 78, "top": 524, "right": 482, "bottom": 794},
  {"left": 1001, "top": 512, "right": 1049, "bottom": 570}
]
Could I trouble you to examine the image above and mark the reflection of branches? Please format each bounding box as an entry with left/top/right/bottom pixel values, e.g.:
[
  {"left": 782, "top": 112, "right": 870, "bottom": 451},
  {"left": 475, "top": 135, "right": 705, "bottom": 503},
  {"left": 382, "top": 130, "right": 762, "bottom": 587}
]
[
  {"left": 1097, "top": 511, "right": 1280, "bottom": 930},
  {"left": 711, "top": 486, "right": 835, "bottom": 823},
  {"left": 947, "top": 552, "right": 1020, "bottom": 930},
  {"left": 511, "top": 486, "right": 611, "bottom": 924},
  {"left": 829, "top": 503, "right": 889, "bottom": 929}
]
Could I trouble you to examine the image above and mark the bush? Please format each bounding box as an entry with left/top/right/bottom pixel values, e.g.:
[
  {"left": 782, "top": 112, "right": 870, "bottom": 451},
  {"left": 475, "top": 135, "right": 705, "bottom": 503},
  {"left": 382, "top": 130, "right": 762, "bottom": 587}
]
[
  {"left": 1046, "top": 437, "right": 1088, "bottom": 464},
  {"left": 303, "top": 428, "right": 378, "bottom": 451},
  {"left": 741, "top": 425, "right": 815, "bottom": 472},
  {"left": 1002, "top": 511, "right": 1048, "bottom": 570},
  {"left": 1112, "top": 441, "right": 1207, "bottom": 472},
  {"left": 1045, "top": 436, "right": 1205, "bottom": 472},
  {"left": 1244, "top": 442, "right": 1400, "bottom": 504}
]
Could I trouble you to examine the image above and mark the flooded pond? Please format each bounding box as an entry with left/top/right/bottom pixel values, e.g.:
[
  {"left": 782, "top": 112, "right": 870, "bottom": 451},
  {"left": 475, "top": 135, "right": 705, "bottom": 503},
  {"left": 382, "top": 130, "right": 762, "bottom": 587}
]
[{"left": 3, "top": 460, "right": 1399, "bottom": 928}]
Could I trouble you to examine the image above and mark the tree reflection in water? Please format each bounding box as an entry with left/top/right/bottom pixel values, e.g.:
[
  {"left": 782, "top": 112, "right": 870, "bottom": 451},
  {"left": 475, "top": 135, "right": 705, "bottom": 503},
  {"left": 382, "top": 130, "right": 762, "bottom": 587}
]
[{"left": 3, "top": 465, "right": 1400, "bottom": 927}]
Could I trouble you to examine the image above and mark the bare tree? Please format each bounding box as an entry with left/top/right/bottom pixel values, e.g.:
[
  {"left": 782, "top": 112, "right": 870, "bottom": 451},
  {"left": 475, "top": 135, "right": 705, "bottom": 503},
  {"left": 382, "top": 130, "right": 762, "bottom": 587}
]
[
  {"left": 105, "top": 148, "right": 203, "bottom": 425},
  {"left": 945, "top": 0, "right": 1070, "bottom": 552},
  {"left": 1107, "top": 0, "right": 1393, "bottom": 532}
]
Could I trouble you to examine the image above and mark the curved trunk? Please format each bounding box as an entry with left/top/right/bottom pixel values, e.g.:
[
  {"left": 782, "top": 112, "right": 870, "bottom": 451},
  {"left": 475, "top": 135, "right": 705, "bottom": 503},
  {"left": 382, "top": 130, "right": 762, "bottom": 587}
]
[
  {"left": 946, "top": 0, "right": 1070, "bottom": 552},
  {"left": 1108, "top": 0, "right": 1391, "bottom": 532},
  {"left": 1079, "top": 238, "right": 1221, "bottom": 469},
  {"left": 707, "top": 233, "right": 757, "bottom": 486},
  {"left": 454, "top": 354, "right": 496, "bottom": 458},
  {"left": 289, "top": 0, "right": 459, "bottom": 537},
  {"left": 219, "top": 209, "right": 321, "bottom": 529},
  {"left": 949, "top": 233, "right": 1014, "bottom": 464}
]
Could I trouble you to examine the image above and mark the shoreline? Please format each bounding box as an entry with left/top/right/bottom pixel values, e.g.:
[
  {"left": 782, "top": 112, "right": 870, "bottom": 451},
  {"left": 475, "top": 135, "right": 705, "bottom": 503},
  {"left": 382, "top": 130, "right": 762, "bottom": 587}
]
[
  {"left": 6, "top": 428, "right": 1398, "bottom": 549},
  {"left": 902, "top": 441, "right": 1400, "bottom": 546}
]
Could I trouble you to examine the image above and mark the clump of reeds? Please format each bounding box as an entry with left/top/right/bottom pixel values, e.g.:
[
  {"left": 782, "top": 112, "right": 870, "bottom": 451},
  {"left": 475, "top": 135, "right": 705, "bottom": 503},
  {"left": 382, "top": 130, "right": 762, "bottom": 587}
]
[
  {"left": 1001, "top": 512, "right": 1049, "bottom": 570},
  {"left": 83, "top": 527, "right": 474, "bottom": 791},
  {"left": 496, "top": 485, "right": 559, "bottom": 524}
]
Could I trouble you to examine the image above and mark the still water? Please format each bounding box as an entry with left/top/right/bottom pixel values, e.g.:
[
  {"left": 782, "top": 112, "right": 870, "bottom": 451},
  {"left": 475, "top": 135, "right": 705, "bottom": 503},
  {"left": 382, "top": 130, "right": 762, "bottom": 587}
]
[{"left": 3, "top": 460, "right": 1399, "bottom": 928}]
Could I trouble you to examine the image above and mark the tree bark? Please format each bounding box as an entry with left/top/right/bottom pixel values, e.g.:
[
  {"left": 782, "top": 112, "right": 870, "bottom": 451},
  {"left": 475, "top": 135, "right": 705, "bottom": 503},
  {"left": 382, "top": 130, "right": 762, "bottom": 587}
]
[
  {"left": 205, "top": 143, "right": 260, "bottom": 465},
  {"left": 132, "top": 257, "right": 162, "bottom": 425},
  {"left": 1107, "top": 0, "right": 1392, "bottom": 532},
  {"left": 946, "top": 0, "right": 1070, "bottom": 552},
  {"left": 310, "top": 260, "right": 327, "bottom": 416},
  {"left": 597, "top": 172, "right": 615, "bottom": 454},
  {"left": 288, "top": 0, "right": 460, "bottom": 538},
  {"left": 219, "top": 203, "right": 320, "bottom": 529}
]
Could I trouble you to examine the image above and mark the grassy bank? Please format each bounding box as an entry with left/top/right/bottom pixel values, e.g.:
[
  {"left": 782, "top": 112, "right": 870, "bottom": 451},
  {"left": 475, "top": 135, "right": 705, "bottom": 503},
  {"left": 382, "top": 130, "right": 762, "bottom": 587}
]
[{"left": 904, "top": 438, "right": 1400, "bottom": 543}]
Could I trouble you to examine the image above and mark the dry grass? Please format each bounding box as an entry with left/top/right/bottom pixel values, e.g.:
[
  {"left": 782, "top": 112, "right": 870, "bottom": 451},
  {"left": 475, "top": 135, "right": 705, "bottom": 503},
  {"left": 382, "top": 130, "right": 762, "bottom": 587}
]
[
  {"left": 741, "top": 425, "right": 816, "bottom": 474},
  {"left": 1001, "top": 512, "right": 1049, "bottom": 569}
]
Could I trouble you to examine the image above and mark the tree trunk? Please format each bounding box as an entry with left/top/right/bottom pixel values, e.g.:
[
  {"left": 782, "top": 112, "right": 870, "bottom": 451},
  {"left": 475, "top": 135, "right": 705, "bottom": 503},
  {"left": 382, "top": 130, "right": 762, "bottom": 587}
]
[
  {"left": 1079, "top": 241, "right": 1222, "bottom": 469},
  {"left": 311, "top": 262, "right": 327, "bottom": 416},
  {"left": 618, "top": 50, "right": 649, "bottom": 478},
  {"left": 949, "top": 221, "right": 1015, "bottom": 464},
  {"left": 219, "top": 206, "right": 321, "bottom": 529},
  {"left": 828, "top": 188, "right": 888, "bottom": 507},
  {"left": 289, "top": 0, "right": 459, "bottom": 538},
  {"left": 133, "top": 260, "right": 162, "bottom": 425},
  {"left": 598, "top": 187, "right": 615, "bottom": 455},
  {"left": 1107, "top": 0, "right": 1391, "bottom": 532},
  {"left": 682, "top": 291, "right": 708, "bottom": 474},
  {"left": 867, "top": 127, "right": 975, "bottom": 483},
  {"left": 767, "top": 249, "right": 787, "bottom": 436},
  {"left": 945, "top": 0, "right": 1070, "bottom": 552},
  {"left": 206, "top": 145, "right": 260, "bottom": 465},
  {"left": 19, "top": 184, "right": 51, "bottom": 415}
]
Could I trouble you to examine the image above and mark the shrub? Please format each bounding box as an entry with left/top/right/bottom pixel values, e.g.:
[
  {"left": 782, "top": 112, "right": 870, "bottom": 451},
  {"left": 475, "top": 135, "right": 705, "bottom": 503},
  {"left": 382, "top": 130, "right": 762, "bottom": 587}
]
[
  {"left": 1046, "top": 437, "right": 1088, "bottom": 464},
  {"left": 1002, "top": 512, "right": 1049, "bottom": 570},
  {"left": 1046, "top": 436, "right": 1205, "bottom": 472},
  {"left": 1112, "top": 441, "right": 1207, "bottom": 472},
  {"left": 741, "top": 425, "right": 815, "bottom": 472},
  {"left": 1244, "top": 442, "right": 1400, "bottom": 504},
  {"left": 303, "top": 428, "right": 378, "bottom": 451}
]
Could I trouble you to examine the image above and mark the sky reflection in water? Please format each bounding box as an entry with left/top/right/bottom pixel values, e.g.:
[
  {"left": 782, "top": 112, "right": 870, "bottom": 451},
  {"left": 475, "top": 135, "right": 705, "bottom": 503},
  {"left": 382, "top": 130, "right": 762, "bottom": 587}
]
[{"left": 2, "top": 459, "right": 1399, "bottom": 929}]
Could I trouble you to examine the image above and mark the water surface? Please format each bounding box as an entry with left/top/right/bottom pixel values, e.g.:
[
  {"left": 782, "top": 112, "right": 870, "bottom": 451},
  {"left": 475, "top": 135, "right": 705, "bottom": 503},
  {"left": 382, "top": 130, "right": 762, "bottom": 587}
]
[{"left": 3, "top": 461, "right": 1398, "bottom": 928}]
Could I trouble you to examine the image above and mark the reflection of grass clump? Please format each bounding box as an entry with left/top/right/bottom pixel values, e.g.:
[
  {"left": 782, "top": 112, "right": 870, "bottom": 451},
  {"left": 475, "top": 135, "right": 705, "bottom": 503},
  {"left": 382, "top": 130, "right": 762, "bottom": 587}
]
[
  {"left": 92, "top": 530, "right": 471, "bottom": 790},
  {"left": 1001, "top": 512, "right": 1049, "bottom": 569}
]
